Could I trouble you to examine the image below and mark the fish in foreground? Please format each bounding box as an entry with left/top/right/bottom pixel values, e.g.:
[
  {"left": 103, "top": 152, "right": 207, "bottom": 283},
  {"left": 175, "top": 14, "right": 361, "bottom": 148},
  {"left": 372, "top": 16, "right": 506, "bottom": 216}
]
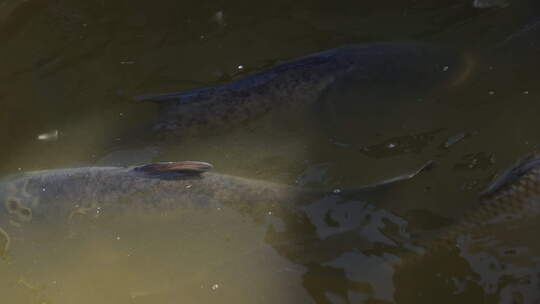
[
  {"left": 136, "top": 43, "right": 467, "bottom": 136},
  {"left": 0, "top": 160, "right": 432, "bottom": 258}
]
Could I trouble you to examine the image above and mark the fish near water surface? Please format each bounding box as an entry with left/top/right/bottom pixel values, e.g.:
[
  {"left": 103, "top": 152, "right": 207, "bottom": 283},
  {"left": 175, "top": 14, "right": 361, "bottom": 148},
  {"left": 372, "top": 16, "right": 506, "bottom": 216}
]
[
  {"left": 0, "top": 161, "right": 315, "bottom": 259},
  {"left": 0, "top": 160, "right": 433, "bottom": 259},
  {"left": 136, "top": 43, "right": 467, "bottom": 137}
]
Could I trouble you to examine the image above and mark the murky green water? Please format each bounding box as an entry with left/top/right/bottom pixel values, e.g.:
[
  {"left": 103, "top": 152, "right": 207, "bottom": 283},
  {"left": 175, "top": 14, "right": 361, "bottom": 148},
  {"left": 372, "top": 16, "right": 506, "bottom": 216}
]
[{"left": 1, "top": 0, "right": 540, "bottom": 303}]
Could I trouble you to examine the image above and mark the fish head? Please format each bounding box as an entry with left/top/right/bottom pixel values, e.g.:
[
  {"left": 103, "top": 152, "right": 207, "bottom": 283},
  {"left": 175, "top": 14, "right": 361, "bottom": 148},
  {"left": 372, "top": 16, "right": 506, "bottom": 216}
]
[{"left": 0, "top": 176, "right": 36, "bottom": 225}]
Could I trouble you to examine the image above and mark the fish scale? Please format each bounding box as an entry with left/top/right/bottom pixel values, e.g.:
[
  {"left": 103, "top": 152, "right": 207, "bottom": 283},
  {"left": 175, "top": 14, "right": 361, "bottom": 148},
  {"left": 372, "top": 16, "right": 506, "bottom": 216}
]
[{"left": 396, "top": 156, "right": 540, "bottom": 302}]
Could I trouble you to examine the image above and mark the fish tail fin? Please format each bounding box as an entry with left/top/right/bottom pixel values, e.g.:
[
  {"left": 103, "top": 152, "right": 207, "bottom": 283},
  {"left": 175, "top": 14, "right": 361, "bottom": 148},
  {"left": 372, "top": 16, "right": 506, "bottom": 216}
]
[{"left": 338, "top": 160, "right": 434, "bottom": 200}]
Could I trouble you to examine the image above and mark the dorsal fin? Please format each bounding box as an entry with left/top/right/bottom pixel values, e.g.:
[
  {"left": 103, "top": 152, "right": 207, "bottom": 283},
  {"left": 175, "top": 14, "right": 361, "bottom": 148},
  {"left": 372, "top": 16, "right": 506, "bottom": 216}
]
[
  {"left": 480, "top": 154, "right": 540, "bottom": 196},
  {"left": 133, "top": 161, "right": 213, "bottom": 176}
]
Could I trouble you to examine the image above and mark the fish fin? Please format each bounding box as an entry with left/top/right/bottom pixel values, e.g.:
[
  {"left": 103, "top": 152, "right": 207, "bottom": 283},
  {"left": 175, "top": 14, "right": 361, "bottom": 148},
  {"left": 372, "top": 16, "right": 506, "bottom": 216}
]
[
  {"left": 480, "top": 153, "right": 540, "bottom": 197},
  {"left": 338, "top": 160, "right": 433, "bottom": 199},
  {"left": 134, "top": 161, "right": 213, "bottom": 175}
]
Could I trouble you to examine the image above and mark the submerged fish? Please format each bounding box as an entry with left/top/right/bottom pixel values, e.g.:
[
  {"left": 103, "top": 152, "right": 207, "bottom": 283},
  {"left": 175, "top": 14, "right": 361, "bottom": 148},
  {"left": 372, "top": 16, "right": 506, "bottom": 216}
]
[
  {"left": 394, "top": 155, "right": 540, "bottom": 302},
  {"left": 423, "top": 154, "right": 540, "bottom": 244},
  {"left": 0, "top": 160, "right": 432, "bottom": 259},
  {"left": 136, "top": 43, "right": 467, "bottom": 137}
]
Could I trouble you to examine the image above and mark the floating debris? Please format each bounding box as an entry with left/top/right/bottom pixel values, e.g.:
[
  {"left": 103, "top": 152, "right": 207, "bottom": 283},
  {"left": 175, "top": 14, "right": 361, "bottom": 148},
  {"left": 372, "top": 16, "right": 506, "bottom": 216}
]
[
  {"left": 461, "top": 179, "right": 480, "bottom": 191},
  {"left": 37, "top": 130, "right": 59, "bottom": 141},
  {"left": 332, "top": 140, "right": 352, "bottom": 148},
  {"left": 358, "top": 130, "right": 442, "bottom": 158},
  {"left": 442, "top": 132, "right": 466, "bottom": 149},
  {"left": 454, "top": 152, "right": 496, "bottom": 170},
  {"left": 213, "top": 11, "right": 224, "bottom": 25}
]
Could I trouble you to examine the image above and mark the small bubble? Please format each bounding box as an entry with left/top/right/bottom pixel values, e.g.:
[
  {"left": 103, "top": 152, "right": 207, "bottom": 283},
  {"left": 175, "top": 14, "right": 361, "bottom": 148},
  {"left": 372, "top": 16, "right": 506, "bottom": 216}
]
[
  {"left": 488, "top": 91, "right": 495, "bottom": 95},
  {"left": 116, "top": 236, "right": 121, "bottom": 240},
  {"left": 237, "top": 65, "right": 244, "bottom": 71},
  {"left": 268, "top": 211, "right": 272, "bottom": 215},
  {"left": 211, "top": 284, "right": 219, "bottom": 291},
  {"left": 17, "top": 168, "right": 22, "bottom": 171},
  {"left": 332, "top": 189, "right": 341, "bottom": 194},
  {"left": 119, "top": 113, "right": 124, "bottom": 116},
  {"left": 524, "top": 91, "right": 529, "bottom": 95},
  {"left": 41, "top": 188, "right": 46, "bottom": 192},
  {"left": 442, "top": 66, "right": 449, "bottom": 72},
  {"left": 387, "top": 143, "right": 396, "bottom": 149},
  {"left": 185, "top": 184, "right": 192, "bottom": 189},
  {"left": 200, "top": 35, "right": 205, "bottom": 39}
]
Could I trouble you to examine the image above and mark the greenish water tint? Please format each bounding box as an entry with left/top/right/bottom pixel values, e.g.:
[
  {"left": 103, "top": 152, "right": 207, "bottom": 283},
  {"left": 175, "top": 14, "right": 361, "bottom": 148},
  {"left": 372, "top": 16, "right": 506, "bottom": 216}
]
[{"left": 2, "top": 0, "right": 540, "bottom": 302}]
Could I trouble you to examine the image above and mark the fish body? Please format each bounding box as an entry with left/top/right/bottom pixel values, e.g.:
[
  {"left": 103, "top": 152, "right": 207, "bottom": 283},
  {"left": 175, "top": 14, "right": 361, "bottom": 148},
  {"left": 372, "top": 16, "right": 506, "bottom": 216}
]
[
  {"left": 0, "top": 163, "right": 313, "bottom": 227},
  {"left": 0, "top": 160, "right": 434, "bottom": 260},
  {"left": 137, "top": 43, "right": 465, "bottom": 136},
  {"left": 442, "top": 155, "right": 540, "bottom": 242},
  {"left": 395, "top": 155, "right": 540, "bottom": 302}
]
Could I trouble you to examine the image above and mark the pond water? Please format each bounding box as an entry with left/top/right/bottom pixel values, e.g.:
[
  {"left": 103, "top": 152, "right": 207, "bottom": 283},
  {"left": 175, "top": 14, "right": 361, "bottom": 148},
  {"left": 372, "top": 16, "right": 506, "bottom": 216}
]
[{"left": 1, "top": 0, "right": 540, "bottom": 303}]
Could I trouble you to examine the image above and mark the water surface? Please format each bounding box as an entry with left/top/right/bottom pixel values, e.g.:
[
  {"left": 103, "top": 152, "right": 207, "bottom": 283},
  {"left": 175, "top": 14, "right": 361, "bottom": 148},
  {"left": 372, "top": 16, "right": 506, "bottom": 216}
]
[{"left": 1, "top": 0, "right": 540, "bottom": 303}]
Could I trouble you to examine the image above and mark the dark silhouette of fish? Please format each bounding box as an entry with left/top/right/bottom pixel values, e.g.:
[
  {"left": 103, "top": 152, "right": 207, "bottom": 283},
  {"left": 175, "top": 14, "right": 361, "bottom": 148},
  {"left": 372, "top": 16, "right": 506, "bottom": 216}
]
[
  {"left": 424, "top": 154, "right": 540, "bottom": 245},
  {"left": 394, "top": 154, "right": 540, "bottom": 302},
  {"left": 136, "top": 43, "right": 467, "bottom": 137}
]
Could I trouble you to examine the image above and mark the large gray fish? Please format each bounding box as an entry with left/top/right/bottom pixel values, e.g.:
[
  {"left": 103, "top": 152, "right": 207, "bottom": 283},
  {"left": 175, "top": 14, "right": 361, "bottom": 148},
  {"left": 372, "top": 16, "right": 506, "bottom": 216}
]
[
  {"left": 0, "top": 160, "right": 432, "bottom": 259},
  {"left": 136, "top": 43, "right": 468, "bottom": 137}
]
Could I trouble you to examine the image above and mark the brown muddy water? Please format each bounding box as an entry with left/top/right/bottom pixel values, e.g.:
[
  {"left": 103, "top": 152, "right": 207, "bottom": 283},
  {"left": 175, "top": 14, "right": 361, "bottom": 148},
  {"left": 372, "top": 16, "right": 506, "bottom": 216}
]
[{"left": 1, "top": 0, "right": 540, "bottom": 303}]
